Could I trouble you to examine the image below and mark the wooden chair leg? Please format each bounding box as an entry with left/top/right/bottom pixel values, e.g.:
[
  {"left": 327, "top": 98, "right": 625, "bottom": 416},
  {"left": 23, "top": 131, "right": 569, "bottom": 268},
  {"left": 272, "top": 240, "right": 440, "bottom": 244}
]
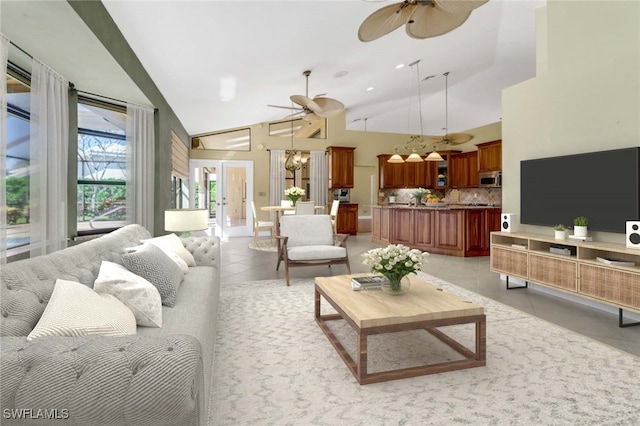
[{"left": 253, "top": 227, "right": 258, "bottom": 246}]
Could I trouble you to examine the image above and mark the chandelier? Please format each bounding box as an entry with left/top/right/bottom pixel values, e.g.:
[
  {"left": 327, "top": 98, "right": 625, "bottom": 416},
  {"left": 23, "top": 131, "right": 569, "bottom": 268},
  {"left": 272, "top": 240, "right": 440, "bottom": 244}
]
[{"left": 284, "top": 113, "right": 307, "bottom": 172}]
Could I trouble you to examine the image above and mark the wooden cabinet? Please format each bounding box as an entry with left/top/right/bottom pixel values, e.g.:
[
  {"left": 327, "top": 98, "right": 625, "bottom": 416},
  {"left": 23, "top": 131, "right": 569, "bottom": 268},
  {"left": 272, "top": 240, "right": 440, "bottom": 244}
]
[
  {"left": 465, "top": 208, "right": 502, "bottom": 256},
  {"left": 477, "top": 140, "right": 502, "bottom": 172},
  {"left": 414, "top": 209, "right": 436, "bottom": 251},
  {"left": 450, "top": 151, "right": 478, "bottom": 188},
  {"left": 328, "top": 146, "right": 355, "bottom": 188},
  {"left": 490, "top": 232, "right": 640, "bottom": 319},
  {"left": 336, "top": 203, "right": 358, "bottom": 235},
  {"left": 435, "top": 210, "right": 464, "bottom": 255},
  {"left": 391, "top": 208, "right": 414, "bottom": 246},
  {"left": 372, "top": 206, "right": 391, "bottom": 244},
  {"left": 378, "top": 155, "right": 405, "bottom": 189},
  {"left": 405, "top": 160, "right": 429, "bottom": 189}
]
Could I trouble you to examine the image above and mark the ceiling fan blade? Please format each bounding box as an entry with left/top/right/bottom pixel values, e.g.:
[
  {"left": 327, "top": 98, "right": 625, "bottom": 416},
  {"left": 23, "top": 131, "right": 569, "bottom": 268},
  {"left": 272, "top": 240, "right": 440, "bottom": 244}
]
[
  {"left": 313, "top": 97, "right": 345, "bottom": 117},
  {"left": 405, "top": 3, "right": 471, "bottom": 39},
  {"left": 290, "top": 94, "right": 322, "bottom": 114},
  {"left": 303, "top": 113, "right": 322, "bottom": 122},
  {"left": 268, "top": 104, "right": 303, "bottom": 111},
  {"left": 445, "top": 133, "right": 474, "bottom": 144},
  {"left": 358, "top": 1, "right": 417, "bottom": 42},
  {"left": 434, "top": 0, "right": 489, "bottom": 15}
]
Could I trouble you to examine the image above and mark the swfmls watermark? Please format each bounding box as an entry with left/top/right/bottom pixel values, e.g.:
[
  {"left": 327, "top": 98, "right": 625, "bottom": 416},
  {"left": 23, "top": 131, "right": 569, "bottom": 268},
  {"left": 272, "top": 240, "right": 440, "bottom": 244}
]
[{"left": 3, "top": 408, "right": 69, "bottom": 420}]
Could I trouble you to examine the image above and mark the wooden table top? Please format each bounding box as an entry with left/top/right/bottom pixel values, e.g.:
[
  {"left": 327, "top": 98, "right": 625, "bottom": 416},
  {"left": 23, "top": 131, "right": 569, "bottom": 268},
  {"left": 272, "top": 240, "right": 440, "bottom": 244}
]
[
  {"left": 261, "top": 205, "right": 325, "bottom": 212},
  {"left": 315, "top": 274, "right": 484, "bottom": 329}
]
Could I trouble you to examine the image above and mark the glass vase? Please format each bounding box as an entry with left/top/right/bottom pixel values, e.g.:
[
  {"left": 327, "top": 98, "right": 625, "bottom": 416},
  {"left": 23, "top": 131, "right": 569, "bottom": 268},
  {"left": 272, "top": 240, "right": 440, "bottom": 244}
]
[{"left": 381, "top": 275, "right": 411, "bottom": 295}]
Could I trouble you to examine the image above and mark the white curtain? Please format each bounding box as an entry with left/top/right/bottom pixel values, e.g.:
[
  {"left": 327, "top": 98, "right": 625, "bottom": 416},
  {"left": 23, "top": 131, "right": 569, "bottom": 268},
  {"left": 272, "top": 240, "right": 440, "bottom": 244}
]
[
  {"left": 29, "top": 59, "right": 69, "bottom": 256},
  {"left": 310, "top": 150, "right": 327, "bottom": 211},
  {"left": 126, "top": 103, "right": 155, "bottom": 231},
  {"left": 269, "top": 150, "right": 285, "bottom": 220},
  {"left": 0, "top": 34, "right": 9, "bottom": 264}
]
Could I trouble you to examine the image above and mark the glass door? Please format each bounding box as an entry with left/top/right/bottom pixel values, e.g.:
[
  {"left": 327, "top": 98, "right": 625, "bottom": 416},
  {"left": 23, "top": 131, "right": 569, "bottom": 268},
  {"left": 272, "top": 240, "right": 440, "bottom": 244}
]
[{"left": 190, "top": 160, "right": 254, "bottom": 240}]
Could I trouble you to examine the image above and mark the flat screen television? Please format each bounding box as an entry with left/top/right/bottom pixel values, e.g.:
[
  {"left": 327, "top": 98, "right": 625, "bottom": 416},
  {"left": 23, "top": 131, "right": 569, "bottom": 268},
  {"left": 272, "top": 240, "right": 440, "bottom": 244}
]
[{"left": 520, "top": 147, "right": 640, "bottom": 234}]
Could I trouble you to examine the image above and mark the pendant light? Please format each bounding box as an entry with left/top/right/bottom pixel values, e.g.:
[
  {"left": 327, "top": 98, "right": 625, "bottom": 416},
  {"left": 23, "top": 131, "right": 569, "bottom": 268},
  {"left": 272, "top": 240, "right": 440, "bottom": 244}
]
[{"left": 387, "top": 60, "right": 430, "bottom": 163}]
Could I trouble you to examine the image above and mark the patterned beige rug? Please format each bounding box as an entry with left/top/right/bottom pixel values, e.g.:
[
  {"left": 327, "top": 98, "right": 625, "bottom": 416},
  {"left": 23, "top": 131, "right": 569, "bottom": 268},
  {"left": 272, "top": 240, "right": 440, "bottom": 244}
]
[
  {"left": 248, "top": 239, "right": 277, "bottom": 252},
  {"left": 208, "top": 272, "right": 640, "bottom": 425}
]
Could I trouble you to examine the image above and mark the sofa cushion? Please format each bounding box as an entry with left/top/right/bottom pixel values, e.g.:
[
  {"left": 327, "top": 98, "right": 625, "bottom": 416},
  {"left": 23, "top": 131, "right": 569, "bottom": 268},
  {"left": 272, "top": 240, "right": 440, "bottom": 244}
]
[
  {"left": 122, "top": 243, "right": 184, "bottom": 307},
  {"left": 27, "top": 279, "right": 137, "bottom": 341},
  {"left": 94, "top": 261, "right": 163, "bottom": 327},
  {"left": 142, "top": 233, "right": 196, "bottom": 267},
  {"left": 280, "top": 215, "right": 335, "bottom": 248}
]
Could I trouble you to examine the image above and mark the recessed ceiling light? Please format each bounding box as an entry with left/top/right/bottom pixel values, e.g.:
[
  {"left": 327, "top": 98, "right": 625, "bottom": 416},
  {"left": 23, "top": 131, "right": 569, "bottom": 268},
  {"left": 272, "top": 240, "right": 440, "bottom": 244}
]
[
  {"left": 396, "top": 64, "right": 404, "bottom": 69},
  {"left": 366, "top": 87, "right": 374, "bottom": 91}
]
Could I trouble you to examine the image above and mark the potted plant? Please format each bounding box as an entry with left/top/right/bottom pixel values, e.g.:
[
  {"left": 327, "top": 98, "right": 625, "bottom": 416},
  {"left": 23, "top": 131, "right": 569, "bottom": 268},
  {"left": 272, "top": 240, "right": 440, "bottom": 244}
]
[
  {"left": 388, "top": 192, "right": 398, "bottom": 204},
  {"left": 409, "top": 187, "right": 430, "bottom": 206},
  {"left": 573, "top": 216, "right": 588, "bottom": 237},
  {"left": 362, "top": 244, "right": 428, "bottom": 295},
  {"left": 284, "top": 186, "right": 305, "bottom": 206},
  {"left": 554, "top": 224, "right": 567, "bottom": 240}
]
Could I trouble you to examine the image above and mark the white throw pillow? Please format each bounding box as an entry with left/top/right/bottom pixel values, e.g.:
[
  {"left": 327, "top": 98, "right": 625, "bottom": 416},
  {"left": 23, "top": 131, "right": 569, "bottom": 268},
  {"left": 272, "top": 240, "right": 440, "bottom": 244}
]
[
  {"left": 94, "top": 261, "right": 163, "bottom": 327},
  {"left": 27, "top": 279, "right": 137, "bottom": 341},
  {"left": 141, "top": 233, "right": 196, "bottom": 267}
]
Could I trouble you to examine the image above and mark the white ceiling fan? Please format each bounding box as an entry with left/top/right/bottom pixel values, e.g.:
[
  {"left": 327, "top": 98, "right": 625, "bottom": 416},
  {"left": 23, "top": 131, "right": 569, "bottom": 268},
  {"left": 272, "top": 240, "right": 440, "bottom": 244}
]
[
  {"left": 358, "top": 0, "right": 489, "bottom": 42},
  {"left": 268, "top": 70, "right": 345, "bottom": 122}
]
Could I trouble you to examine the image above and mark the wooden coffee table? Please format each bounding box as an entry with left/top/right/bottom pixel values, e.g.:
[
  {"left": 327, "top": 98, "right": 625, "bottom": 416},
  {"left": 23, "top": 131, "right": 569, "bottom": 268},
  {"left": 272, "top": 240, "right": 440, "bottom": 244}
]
[{"left": 314, "top": 274, "right": 486, "bottom": 385}]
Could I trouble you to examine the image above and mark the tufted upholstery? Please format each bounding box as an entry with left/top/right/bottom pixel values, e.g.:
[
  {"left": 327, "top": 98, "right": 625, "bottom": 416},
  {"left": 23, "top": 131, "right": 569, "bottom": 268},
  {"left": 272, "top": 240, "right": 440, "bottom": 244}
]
[{"left": 0, "top": 224, "right": 221, "bottom": 425}]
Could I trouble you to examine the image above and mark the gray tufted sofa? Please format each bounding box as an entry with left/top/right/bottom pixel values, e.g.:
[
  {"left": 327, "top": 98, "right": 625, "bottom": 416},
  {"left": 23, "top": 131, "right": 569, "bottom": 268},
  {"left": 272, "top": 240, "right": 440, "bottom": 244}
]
[{"left": 0, "top": 224, "right": 221, "bottom": 425}]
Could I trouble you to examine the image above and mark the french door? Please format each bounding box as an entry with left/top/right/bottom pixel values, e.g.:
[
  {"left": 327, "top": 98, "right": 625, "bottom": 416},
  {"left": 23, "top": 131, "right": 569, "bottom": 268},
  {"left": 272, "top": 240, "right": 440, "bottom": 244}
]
[{"left": 189, "top": 159, "right": 254, "bottom": 240}]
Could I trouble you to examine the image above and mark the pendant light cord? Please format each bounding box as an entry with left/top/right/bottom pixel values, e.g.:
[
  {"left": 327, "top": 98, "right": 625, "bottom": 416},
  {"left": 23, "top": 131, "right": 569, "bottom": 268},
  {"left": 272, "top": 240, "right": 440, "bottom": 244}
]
[{"left": 444, "top": 71, "right": 450, "bottom": 135}]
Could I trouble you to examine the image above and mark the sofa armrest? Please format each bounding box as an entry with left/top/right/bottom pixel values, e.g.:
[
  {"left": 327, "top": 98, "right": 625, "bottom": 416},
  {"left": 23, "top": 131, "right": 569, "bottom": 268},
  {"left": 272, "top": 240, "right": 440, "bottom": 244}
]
[
  {"left": 182, "top": 236, "right": 221, "bottom": 269},
  {"left": 1, "top": 335, "right": 203, "bottom": 426}
]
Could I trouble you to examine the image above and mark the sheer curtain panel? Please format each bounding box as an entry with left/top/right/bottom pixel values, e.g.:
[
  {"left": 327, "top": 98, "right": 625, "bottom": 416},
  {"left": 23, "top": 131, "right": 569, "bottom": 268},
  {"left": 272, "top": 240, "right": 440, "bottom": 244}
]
[
  {"left": 269, "top": 150, "right": 286, "bottom": 220},
  {"left": 29, "top": 59, "right": 69, "bottom": 256},
  {"left": 310, "top": 150, "right": 328, "bottom": 211},
  {"left": 0, "top": 34, "right": 8, "bottom": 263},
  {"left": 126, "top": 104, "right": 155, "bottom": 231}
]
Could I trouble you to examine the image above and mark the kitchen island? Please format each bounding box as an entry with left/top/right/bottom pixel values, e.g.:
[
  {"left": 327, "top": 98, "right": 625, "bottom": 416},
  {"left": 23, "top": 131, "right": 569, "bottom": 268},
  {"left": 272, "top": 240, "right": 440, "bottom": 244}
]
[{"left": 371, "top": 205, "right": 502, "bottom": 257}]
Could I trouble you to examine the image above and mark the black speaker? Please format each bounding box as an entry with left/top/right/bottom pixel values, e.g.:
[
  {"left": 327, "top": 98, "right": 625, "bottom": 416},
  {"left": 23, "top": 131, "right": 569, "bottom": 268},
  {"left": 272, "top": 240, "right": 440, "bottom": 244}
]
[
  {"left": 502, "top": 213, "right": 516, "bottom": 233},
  {"left": 626, "top": 221, "right": 640, "bottom": 249}
]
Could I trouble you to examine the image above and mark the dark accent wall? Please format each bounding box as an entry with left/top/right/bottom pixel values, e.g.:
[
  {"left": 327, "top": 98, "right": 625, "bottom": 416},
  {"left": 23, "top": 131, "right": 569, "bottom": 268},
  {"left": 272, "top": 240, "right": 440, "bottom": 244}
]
[{"left": 68, "top": 0, "right": 190, "bottom": 236}]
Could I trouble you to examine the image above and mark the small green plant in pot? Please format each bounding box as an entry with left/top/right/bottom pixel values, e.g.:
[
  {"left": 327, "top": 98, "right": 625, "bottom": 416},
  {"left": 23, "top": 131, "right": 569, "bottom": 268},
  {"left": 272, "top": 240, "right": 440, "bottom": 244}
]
[
  {"left": 573, "top": 216, "right": 588, "bottom": 237},
  {"left": 554, "top": 224, "right": 566, "bottom": 240},
  {"left": 388, "top": 192, "right": 398, "bottom": 204}
]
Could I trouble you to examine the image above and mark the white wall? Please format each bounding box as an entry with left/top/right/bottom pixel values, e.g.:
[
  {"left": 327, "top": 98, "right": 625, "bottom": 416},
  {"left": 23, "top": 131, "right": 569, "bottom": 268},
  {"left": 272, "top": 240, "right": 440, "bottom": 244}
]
[{"left": 502, "top": 0, "right": 640, "bottom": 244}]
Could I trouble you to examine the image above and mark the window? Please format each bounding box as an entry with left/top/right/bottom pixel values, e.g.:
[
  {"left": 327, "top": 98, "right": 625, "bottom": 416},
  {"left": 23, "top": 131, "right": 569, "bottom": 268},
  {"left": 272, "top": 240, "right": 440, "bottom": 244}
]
[
  {"left": 77, "top": 100, "right": 128, "bottom": 234},
  {"left": 5, "top": 74, "right": 31, "bottom": 251}
]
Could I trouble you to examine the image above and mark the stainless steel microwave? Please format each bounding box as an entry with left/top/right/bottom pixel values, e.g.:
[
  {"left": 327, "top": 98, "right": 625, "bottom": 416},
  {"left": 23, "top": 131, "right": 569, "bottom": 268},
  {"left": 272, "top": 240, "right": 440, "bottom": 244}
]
[{"left": 479, "top": 171, "right": 502, "bottom": 187}]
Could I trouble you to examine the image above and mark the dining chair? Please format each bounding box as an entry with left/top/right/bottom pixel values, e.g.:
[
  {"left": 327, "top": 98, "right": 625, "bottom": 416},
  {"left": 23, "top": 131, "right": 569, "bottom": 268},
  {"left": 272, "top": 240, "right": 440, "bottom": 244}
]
[
  {"left": 281, "top": 199, "right": 295, "bottom": 215},
  {"left": 251, "top": 201, "right": 275, "bottom": 246},
  {"left": 329, "top": 199, "right": 340, "bottom": 233},
  {"left": 295, "top": 201, "right": 315, "bottom": 215}
]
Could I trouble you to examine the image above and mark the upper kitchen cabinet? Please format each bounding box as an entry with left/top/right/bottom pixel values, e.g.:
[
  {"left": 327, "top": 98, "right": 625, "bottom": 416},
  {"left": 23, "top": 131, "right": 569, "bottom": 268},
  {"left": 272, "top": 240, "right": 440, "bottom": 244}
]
[
  {"left": 328, "top": 146, "right": 355, "bottom": 188},
  {"left": 430, "top": 151, "right": 460, "bottom": 190},
  {"left": 477, "top": 140, "right": 502, "bottom": 172},
  {"left": 450, "top": 151, "right": 479, "bottom": 188},
  {"left": 378, "top": 154, "right": 406, "bottom": 189}
]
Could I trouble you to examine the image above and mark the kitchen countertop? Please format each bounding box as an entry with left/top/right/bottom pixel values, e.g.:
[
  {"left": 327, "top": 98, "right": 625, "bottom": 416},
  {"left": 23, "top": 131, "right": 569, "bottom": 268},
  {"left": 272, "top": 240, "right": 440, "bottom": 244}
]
[{"left": 373, "top": 204, "right": 501, "bottom": 210}]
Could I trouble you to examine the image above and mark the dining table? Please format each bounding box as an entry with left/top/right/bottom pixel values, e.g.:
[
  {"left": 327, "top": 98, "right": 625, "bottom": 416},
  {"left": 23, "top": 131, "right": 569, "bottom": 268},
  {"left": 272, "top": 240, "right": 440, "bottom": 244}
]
[{"left": 260, "top": 204, "right": 326, "bottom": 235}]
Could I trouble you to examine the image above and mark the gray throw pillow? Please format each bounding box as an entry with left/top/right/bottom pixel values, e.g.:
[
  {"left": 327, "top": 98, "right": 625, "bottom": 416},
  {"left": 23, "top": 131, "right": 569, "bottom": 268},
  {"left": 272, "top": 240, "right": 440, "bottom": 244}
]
[{"left": 122, "top": 243, "right": 184, "bottom": 307}]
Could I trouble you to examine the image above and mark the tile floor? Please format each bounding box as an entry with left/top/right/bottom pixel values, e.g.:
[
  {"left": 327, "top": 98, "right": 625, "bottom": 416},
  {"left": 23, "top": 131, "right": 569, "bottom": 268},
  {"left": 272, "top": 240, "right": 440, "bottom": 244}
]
[{"left": 220, "top": 233, "right": 640, "bottom": 357}]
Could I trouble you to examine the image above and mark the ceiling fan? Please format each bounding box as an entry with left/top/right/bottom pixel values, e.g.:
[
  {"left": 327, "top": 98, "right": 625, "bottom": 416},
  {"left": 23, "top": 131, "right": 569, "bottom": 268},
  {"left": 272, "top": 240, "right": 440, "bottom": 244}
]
[
  {"left": 429, "top": 71, "right": 473, "bottom": 145},
  {"left": 268, "top": 70, "right": 345, "bottom": 122},
  {"left": 358, "top": 0, "right": 489, "bottom": 42}
]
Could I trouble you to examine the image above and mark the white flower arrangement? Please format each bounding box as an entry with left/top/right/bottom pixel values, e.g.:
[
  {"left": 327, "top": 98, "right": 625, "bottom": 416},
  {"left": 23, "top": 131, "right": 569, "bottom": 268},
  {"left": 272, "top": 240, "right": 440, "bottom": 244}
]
[
  {"left": 409, "top": 187, "right": 431, "bottom": 199},
  {"left": 362, "top": 244, "right": 428, "bottom": 289},
  {"left": 284, "top": 186, "right": 305, "bottom": 205}
]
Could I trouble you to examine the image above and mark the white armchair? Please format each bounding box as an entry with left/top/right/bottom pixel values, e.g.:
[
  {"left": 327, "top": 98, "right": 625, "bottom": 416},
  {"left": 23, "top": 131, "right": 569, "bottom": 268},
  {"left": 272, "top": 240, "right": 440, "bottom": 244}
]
[{"left": 276, "top": 215, "right": 351, "bottom": 286}]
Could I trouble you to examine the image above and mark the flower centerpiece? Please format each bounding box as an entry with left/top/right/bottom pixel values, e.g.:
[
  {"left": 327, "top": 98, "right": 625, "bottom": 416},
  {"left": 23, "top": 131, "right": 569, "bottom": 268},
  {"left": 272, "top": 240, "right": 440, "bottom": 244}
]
[
  {"left": 284, "top": 186, "right": 305, "bottom": 206},
  {"left": 362, "top": 244, "right": 428, "bottom": 294},
  {"left": 409, "top": 187, "right": 431, "bottom": 205}
]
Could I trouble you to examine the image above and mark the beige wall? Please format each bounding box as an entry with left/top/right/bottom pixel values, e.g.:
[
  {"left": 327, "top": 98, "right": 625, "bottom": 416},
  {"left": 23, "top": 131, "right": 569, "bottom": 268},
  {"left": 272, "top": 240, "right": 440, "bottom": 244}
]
[
  {"left": 502, "top": 0, "right": 640, "bottom": 244},
  {"left": 191, "top": 113, "right": 502, "bottom": 219}
]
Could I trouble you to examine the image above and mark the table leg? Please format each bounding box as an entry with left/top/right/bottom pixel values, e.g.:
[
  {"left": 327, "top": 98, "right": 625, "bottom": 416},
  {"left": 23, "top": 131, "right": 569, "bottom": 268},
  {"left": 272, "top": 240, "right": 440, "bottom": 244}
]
[{"left": 356, "top": 333, "right": 368, "bottom": 383}]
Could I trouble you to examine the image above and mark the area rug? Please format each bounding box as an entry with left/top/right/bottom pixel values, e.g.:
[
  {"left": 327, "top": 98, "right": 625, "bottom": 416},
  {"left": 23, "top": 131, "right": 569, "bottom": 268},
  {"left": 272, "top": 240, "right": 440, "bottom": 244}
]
[
  {"left": 208, "top": 272, "right": 640, "bottom": 426},
  {"left": 248, "top": 239, "right": 277, "bottom": 252}
]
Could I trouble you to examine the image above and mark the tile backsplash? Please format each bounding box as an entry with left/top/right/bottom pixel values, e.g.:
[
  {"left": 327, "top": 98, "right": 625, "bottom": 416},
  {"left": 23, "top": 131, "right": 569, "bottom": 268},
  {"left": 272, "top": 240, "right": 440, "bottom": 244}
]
[{"left": 379, "top": 188, "right": 502, "bottom": 205}]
